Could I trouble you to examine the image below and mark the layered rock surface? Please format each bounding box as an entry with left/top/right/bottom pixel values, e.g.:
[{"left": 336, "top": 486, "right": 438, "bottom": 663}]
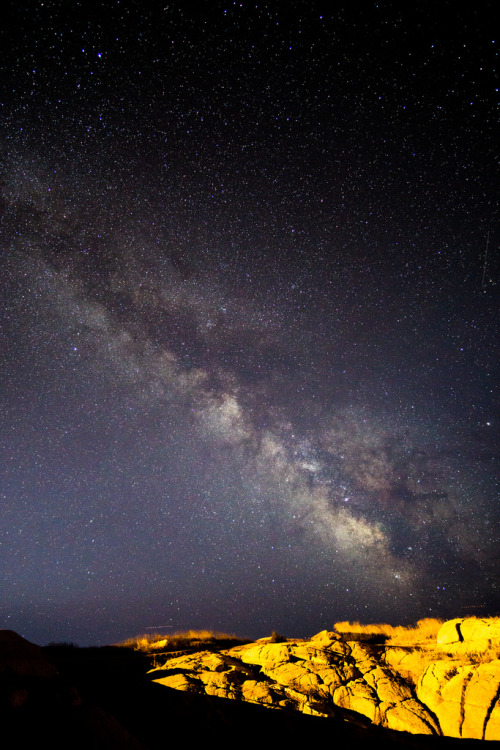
[{"left": 149, "top": 618, "right": 500, "bottom": 741}]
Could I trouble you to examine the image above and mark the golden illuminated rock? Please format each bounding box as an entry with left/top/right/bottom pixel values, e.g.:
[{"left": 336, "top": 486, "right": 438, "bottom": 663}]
[
  {"left": 149, "top": 617, "right": 500, "bottom": 740},
  {"left": 333, "top": 680, "right": 379, "bottom": 722},
  {"left": 384, "top": 699, "right": 439, "bottom": 735}
]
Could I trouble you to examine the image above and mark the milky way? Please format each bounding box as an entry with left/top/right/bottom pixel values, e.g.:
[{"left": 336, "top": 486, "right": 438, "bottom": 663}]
[{"left": 1, "top": 2, "right": 498, "bottom": 645}]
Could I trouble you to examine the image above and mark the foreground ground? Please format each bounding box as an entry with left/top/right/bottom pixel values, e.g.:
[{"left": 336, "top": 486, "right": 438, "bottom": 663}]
[{"left": 2, "top": 618, "right": 500, "bottom": 748}]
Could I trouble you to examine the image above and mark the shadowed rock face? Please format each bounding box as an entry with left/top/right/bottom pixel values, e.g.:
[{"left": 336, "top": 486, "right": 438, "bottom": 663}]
[{"left": 149, "top": 619, "right": 500, "bottom": 741}]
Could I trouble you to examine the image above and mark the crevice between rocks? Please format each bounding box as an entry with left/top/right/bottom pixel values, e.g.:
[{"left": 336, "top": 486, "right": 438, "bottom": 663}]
[
  {"left": 482, "top": 679, "right": 500, "bottom": 740},
  {"left": 458, "top": 671, "right": 474, "bottom": 737}
]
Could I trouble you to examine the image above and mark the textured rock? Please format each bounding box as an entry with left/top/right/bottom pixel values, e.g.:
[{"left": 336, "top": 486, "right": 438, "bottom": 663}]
[
  {"left": 436, "top": 619, "right": 464, "bottom": 646},
  {"left": 310, "top": 630, "right": 340, "bottom": 647},
  {"left": 436, "top": 616, "right": 500, "bottom": 649},
  {"left": 333, "top": 680, "right": 379, "bottom": 722},
  {"left": 149, "top": 618, "right": 500, "bottom": 740},
  {"left": 309, "top": 631, "right": 350, "bottom": 655},
  {"left": 416, "top": 659, "right": 461, "bottom": 717},
  {"left": 364, "top": 665, "right": 412, "bottom": 703},
  {"left": 384, "top": 699, "right": 439, "bottom": 735},
  {"left": 435, "top": 665, "right": 475, "bottom": 738},
  {"left": 485, "top": 698, "right": 500, "bottom": 741},
  {"left": 240, "top": 642, "right": 292, "bottom": 667},
  {"left": 457, "top": 618, "right": 500, "bottom": 643},
  {"left": 418, "top": 657, "right": 500, "bottom": 739},
  {"left": 241, "top": 679, "right": 278, "bottom": 704},
  {"left": 384, "top": 645, "right": 431, "bottom": 684},
  {"left": 461, "top": 660, "right": 500, "bottom": 739}
]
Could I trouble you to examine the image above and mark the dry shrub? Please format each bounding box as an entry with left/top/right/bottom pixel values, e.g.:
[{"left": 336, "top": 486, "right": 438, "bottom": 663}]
[
  {"left": 386, "top": 619, "right": 443, "bottom": 646},
  {"left": 117, "top": 629, "right": 248, "bottom": 653},
  {"left": 333, "top": 619, "right": 443, "bottom": 646}
]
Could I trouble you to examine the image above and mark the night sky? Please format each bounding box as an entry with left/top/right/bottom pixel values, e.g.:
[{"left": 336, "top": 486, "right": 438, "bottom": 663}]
[{"left": 1, "top": 1, "right": 499, "bottom": 647}]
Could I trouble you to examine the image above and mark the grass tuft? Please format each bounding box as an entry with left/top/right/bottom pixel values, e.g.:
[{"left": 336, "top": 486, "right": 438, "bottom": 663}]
[
  {"left": 333, "top": 618, "right": 443, "bottom": 645},
  {"left": 117, "top": 629, "right": 250, "bottom": 653}
]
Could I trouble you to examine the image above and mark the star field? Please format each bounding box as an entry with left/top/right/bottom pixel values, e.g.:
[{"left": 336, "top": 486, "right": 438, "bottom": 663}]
[{"left": 0, "top": 1, "right": 498, "bottom": 645}]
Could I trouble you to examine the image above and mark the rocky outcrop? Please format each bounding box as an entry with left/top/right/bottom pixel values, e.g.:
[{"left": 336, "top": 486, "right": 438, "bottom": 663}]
[
  {"left": 150, "top": 634, "right": 439, "bottom": 733},
  {"left": 149, "top": 618, "right": 500, "bottom": 740},
  {"left": 417, "top": 659, "right": 500, "bottom": 740}
]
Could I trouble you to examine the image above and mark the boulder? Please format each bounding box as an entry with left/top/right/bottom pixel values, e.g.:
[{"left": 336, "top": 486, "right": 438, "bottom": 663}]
[
  {"left": 418, "top": 658, "right": 500, "bottom": 739},
  {"left": 461, "top": 660, "right": 500, "bottom": 739},
  {"left": 436, "top": 619, "right": 464, "bottom": 646},
  {"left": 436, "top": 616, "right": 500, "bottom": 649}
]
